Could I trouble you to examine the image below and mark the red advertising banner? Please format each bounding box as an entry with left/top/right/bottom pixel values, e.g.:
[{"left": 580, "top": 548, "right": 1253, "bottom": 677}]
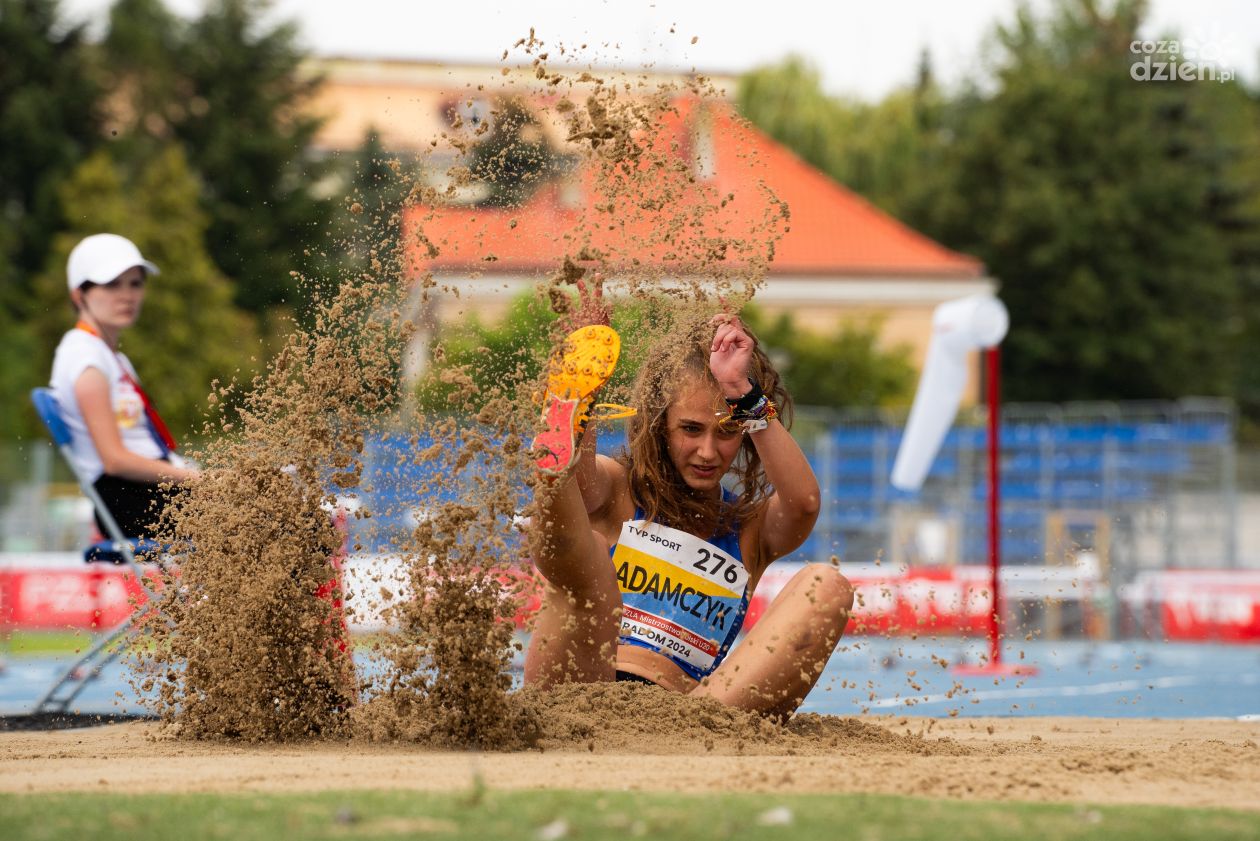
[
  {"left": 5, "top": 554, "right": 1259, "bottom": 641},
  {"left": 0, "top": 565, "right": 154, "bottom": 631},
  {"left": 1130, "top": 570, "right": 1260, "bottom": 642},
  {"left": 745, "top": 564, "right": 993, "bottom": 636}
]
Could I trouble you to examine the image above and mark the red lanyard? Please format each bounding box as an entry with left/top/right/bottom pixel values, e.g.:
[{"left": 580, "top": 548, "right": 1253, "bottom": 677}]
[{"left": 75, "top": 321, "right": 178, "bottom": 453}]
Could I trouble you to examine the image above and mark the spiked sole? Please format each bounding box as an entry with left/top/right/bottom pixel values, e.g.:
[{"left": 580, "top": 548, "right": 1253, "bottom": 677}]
[{"left": 533, "top": 325, "right": 623, "bottom": 472}]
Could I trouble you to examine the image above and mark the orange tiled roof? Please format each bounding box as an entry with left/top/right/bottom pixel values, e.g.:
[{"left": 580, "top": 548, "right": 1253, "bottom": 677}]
[{"left": 403, "top": 101, "right": 982, "bottom": 279}]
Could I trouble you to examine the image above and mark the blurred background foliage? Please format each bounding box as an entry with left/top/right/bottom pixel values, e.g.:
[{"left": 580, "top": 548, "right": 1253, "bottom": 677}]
[
  {"left": 414, "top": 292, "right": 914, "bottom": 415},
  {"left": 2, "top": 0, "right": 1260, "bottom": 442},
  {"left": 739, "top": 0, "right": 1260, "bottom": 433},
  {"left": 1, "top": 0, "right": 323, "bottom": 441}
]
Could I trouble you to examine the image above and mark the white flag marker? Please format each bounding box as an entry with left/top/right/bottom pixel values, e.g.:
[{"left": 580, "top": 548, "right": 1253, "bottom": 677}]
[{"left": 891, "top": 294, "right": 1009, "bottom": 491}]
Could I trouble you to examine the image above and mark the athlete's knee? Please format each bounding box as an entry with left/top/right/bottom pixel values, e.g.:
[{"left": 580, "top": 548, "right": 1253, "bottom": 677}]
[{"left": 798, "top": 563, "right": 854, "bottom": 612}]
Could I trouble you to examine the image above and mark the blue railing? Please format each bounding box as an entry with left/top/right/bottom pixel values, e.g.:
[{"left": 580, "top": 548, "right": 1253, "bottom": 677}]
[
  {"left": 806, "top": 399, "right": 1234, "bottom": 566},
  {"left": 340, "top": 400, "right": 1234, "bottom": 565}
]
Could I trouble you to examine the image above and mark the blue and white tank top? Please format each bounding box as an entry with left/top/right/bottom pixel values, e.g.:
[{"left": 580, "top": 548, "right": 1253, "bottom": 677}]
[{"left": 611, "top": 493, "right": 750, "bottom": 681}]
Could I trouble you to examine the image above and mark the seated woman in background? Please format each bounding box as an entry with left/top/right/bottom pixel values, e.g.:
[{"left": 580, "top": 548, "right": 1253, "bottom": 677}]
[{"left": 49, "top": 233, "right": 199, "bottom": 539}]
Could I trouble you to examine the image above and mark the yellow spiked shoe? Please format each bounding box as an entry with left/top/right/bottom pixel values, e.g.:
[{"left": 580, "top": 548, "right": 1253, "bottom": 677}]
[{"left": 532, "top": 325, "right": 635, "bottom": 472}]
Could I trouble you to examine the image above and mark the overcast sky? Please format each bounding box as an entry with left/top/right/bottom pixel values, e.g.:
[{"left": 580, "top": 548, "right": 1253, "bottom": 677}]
[{"left": 64, "top": 0, "right": 1260, "bottom": 100}]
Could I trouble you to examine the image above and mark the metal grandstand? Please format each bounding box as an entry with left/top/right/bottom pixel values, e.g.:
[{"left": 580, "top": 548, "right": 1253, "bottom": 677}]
[
  {"left": 346, "top": 398, "right": 1237, "bottom": 575},
  {"left": 796, "top": 397, "right": 1239, "bottom": 639},
  {"left": 801, "top": 398, "right": 1237, "bottom": 572}
]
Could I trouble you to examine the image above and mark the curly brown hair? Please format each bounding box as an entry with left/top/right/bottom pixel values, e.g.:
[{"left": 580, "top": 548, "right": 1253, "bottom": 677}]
[{"left": 618, "top": 316, "right": 792, "bottom": 538}]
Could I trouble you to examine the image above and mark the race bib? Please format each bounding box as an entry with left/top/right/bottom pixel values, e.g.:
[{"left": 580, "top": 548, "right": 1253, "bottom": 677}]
[{"left": 613, "top": 518, "right": 749, "bottom": 675}]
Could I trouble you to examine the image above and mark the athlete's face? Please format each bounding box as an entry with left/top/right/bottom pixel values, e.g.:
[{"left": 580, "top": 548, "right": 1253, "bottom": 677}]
[
  {"left": 77, "top": 266, "right": 146, "bottom": 331},
  {"left": 665, "top": 376, "right": 744, "bottom": 494}
]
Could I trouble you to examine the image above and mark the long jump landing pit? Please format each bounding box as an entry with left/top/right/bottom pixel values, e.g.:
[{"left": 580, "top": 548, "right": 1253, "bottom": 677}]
[{"left": 3, "top": 716, "right": 1256, "bottom": 811}]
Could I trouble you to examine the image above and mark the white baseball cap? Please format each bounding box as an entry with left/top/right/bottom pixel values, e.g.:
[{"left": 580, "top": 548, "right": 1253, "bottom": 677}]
[{"left": 66, "top": 234, "right": 160, "bottom": 292}]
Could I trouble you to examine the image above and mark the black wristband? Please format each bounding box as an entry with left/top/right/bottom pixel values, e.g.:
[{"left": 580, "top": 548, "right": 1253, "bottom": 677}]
[{"left": 725, "top": 380, "right": 764, "bottom": 413}]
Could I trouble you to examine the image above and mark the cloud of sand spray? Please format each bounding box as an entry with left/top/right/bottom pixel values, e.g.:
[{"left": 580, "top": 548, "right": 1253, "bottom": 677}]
[
  {"left": 129, "top": 274, "right": 403, "bottom": 740},
  {"left": 130, "top": 33, "right": 791, "bottom": 747}
]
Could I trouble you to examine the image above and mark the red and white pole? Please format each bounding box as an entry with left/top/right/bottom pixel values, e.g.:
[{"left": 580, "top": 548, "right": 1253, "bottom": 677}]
[
  {"left": 954, "top": 345, "right": 1037, "bottom": 676},
  {"left": 986, "top": 345, "right": 1003, "bottom": 668}
]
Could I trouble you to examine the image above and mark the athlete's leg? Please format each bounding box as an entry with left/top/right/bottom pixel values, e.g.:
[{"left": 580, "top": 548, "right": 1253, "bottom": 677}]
[
  {"left": 522, "top": 325, "right": 627, "bottom": 686},
  {"left": 523, "top": 474, "right": 620, "bottom": 686},
  {"left": 693, "top": 563, "right": 852, "bottom": 717}
]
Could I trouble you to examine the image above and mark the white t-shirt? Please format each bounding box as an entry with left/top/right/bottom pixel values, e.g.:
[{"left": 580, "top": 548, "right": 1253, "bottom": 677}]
[{"left": 49, "top": 329, "right": 164, "bottom": 483}]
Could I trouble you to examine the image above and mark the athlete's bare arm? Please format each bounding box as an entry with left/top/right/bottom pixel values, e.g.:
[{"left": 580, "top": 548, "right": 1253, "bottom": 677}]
[{"left": 709, "top": 316, "right": 820, "bottom": 564}]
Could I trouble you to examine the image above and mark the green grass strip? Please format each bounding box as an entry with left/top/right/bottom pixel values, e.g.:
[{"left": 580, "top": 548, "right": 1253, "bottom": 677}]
[
  {"left": 1, "top": 630, "right": 380, "bottom": 658},
  {"left": 0, "top": 631, "right": 94, "bottom": 657},
  {"left": 2, "top": 789, "right": 1256, "bottom": 841}
]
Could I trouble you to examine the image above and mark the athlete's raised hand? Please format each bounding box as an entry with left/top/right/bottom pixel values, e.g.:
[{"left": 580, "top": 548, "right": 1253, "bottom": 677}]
[
  {"left": 563, "top": 269, "right": 611, "bottom": 332},
  {"left": 709, "top": 314, "right": 753, "bottom": 398}
]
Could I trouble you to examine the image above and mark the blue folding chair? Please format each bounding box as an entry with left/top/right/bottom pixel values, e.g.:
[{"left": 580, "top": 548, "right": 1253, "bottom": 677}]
[{"left": 28, "top": 387, "right": 170, "bottom": 714}]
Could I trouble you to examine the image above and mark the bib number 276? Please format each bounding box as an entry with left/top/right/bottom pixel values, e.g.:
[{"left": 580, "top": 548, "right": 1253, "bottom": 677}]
[{"left": 693, "top": 548, "right": 740, "bottom": 585}]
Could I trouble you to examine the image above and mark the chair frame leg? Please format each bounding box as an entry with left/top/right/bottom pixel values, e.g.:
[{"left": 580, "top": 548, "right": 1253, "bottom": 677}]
[
  {"left": 33, "top": 620, "right": 142, "bottom": 715},
  {"left": 26, "top": 398, "right": 176, "bottom": 717}
]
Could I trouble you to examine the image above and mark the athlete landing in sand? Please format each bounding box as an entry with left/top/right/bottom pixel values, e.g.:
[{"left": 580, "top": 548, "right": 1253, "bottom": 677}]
[{"left": 526, "top": 300, "right": 853, "bottom": 718}]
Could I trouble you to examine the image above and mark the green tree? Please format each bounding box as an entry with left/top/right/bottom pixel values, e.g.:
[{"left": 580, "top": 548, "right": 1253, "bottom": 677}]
[
  {"left": 0, "top": 300, "right": 39, "bottom": 440},
  {"left": 743, "top": 307, "right": 916, "bottom": 409},
  {"left": 0, "top": 0, "right": 103, "bottom": 439},
  {"left": 101, "top": 0, "right": 330, "bottom": 318},
  {"left": 418, "top": 293, "right": 914, "bottom": 413},
  {"left": 737, "top": 57, "right": 845, "bottom": 180},
  {"left": 417, "top": 293, "right": 560, "bottom": 412},
  {"left": 99, "top": 0, "right": 184, "bottom": 156},
  {"left": 739, "top": 0, "right": 1260, "bottom": 410},
  {"left": 28, "top": 147, "right": 260, "bottom": 439},
  {"left": 1211, "top": 84, "right": 1260, "bottom": 433},
  {"left": 0, "top": 0, "right": 102, "bottom": 304},
  {"left": 330, "top": 128, "right": 416, "bottom": 285},
  {"left": 467, "top": 97, "right": 559, "bottom": 207},
  {"left": 737, "top": 54, "right": 947, "bottom": 220},
  {"left": 902, "top": 0, "right": 1255, "bottom": 403}
]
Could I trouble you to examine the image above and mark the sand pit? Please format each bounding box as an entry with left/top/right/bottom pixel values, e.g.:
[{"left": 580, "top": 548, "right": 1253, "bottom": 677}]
[
  {"left": 21, "top": 36, "right": 1249, "bottom": 820},
  {"left": 2, "top": 714, "right": 1256, "bottom": 811}
]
